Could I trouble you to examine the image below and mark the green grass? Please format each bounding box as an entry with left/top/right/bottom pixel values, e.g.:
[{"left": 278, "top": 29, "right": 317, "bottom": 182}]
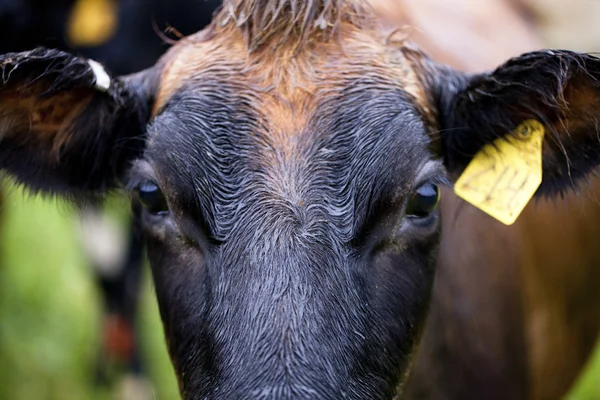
[
  {"left": 0, "top": 188, "right": 179, "bottom": 400},
  {"left": 0, "top": 187, "right": 598, "bottom": 399},
  {"left": 567, "top": 339, "right": 600, "bottom": 400}
]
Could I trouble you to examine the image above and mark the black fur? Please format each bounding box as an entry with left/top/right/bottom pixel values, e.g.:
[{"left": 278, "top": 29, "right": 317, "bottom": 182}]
[{"left": 141, "top": 76, "right": 439, "bottom": 398}]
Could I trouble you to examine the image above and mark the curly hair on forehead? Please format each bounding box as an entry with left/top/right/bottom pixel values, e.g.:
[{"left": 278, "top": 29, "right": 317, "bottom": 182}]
[{"left": 216, "top": 0, "right": 372, "bottom": 51}]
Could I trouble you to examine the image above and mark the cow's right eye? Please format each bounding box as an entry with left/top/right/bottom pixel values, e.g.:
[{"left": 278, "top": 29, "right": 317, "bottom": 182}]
[
  {"left": 406, "top": 183, "right": 440, "bottom": 217},
  {"left": 137, "top": 182, "right": 169, "bottom": 215}
]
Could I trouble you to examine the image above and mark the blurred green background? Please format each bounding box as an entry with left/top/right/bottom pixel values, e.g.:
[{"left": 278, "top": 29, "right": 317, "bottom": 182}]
[{"left": 0, "top": 186, "right": 180, "bottom": 400}]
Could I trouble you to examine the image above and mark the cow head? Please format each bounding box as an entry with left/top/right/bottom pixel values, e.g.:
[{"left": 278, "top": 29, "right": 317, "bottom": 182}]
[{"left": 2, "top": 1, "right": 600, "bottom": 398}]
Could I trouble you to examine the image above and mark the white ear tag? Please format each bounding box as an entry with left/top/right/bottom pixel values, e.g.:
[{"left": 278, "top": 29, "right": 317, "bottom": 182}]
[{"left": 87, "top": 59, "right": 111, "bottom": 92}]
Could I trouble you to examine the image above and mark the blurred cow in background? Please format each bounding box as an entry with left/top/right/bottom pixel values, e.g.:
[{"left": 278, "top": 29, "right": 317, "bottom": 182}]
[{"left": 0, "top": 0, "right": 221, "bottom": 70}]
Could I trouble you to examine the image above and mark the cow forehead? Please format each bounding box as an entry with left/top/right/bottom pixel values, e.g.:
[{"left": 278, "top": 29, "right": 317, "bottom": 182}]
[
  {"left": 145, "top": 26, "right": 437, "bottom": 242},
  {"left": 153, "top": 25, "right": 434, "bottom": 128}
]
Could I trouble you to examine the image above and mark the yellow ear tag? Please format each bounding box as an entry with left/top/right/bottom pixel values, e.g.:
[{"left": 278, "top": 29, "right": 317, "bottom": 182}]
[
  {"left": 67, "top": 0, "right": 117, "bottom": 47},
  {"left": 454, "top": 119, "right": 545, "bottom": 225}
]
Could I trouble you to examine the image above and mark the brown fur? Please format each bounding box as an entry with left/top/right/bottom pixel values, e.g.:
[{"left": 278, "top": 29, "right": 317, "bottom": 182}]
[
  {"left": 216, "top": 0, "right": 369, "bottom": 52},
  {"left": 405, "top": 183, "right": 600, "bottom": 400},
  {"left": 0, "top": 88, "right": 94, "bottom": 157},
  {"left": 153, "top": 18, "right": 434, "bottom": 133}
]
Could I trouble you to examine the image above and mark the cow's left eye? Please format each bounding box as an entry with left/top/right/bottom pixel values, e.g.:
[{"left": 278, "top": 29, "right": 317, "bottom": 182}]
[
  {"left": 137, "top": 182, "right": 169, "bottom": 215},
  {"left": 406, "top": 183, "right": 440, "bottom": 218}
]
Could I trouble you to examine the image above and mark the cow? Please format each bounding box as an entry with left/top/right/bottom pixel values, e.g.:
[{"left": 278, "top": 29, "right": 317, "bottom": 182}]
[{"left": 1, "top": 0, "right": 600, "bottom": 399}]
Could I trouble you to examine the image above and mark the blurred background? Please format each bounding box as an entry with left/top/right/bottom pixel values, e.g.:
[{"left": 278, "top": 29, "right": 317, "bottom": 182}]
[{"left": 0, "top": 0, "right": 599, "bottom": 399}]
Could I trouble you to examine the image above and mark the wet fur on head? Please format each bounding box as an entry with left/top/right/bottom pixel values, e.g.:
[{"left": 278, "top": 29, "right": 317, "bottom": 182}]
[{"left": 216, "top": 0, "right": 372, "bottom": 51}]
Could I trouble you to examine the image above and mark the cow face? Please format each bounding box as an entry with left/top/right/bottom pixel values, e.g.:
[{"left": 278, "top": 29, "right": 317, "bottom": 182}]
[{"left": 1, "top": 1, "right": 600, "bottom": 399}]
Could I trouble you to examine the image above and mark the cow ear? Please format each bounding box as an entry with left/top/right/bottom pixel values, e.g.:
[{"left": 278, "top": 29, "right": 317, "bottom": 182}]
[
  {"left": 0, "top": 48, "right": 154, "bottom": 199},
  {"left": 432, "top": 50, "right": 600, "bottom": 196}
]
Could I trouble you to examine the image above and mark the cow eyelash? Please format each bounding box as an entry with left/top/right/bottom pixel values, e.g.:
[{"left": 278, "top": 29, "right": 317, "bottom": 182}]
[
  {"left": 125, "top": 160, "right": 161, "bottom": 193},
  {"left": 125, "top": 176, "right": 158, "bottom": 194},
  {"left": 410, "top": 159, "right": 450, "bottom": 189},
  {"left": 415, "top": 175, "right": 451, "bottom": 191}
]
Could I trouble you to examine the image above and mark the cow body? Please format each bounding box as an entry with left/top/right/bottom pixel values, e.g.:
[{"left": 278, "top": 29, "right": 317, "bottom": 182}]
[
  {"left": 1, "top": 1, "right": 600, "bottom": 399},
  {"left": 405, "top": 183, "right": 600, "bottom": 400}
]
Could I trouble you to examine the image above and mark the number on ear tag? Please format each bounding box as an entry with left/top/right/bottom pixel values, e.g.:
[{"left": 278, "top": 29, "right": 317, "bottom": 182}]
[{"left": 454, "top": 119, "right": 545, "bottom": 226}]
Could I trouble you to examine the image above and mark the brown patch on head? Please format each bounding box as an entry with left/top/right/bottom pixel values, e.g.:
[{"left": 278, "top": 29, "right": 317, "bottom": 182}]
[
  {"left": 152, "top": 0, "right": 440, "bottom": 144},
  {"left": 151, "top": 29, "right": 245, "bottom": 117},
  {"left": 259, "top": 90, "right": 314, "bottom": 157},
  {"left": 216, "top": 0, "right": 370, "bottom": 52}
]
